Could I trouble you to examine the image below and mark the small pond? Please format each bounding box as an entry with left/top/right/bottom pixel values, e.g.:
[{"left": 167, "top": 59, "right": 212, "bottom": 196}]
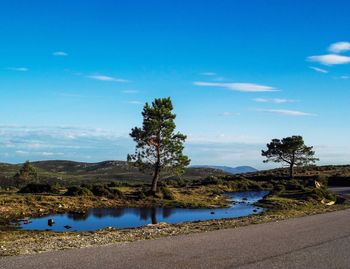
[{"left": 19, "top": 191, "right": 269, "bottom": 232}]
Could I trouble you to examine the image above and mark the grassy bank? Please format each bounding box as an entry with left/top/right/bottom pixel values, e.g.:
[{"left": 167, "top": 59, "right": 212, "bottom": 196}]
[
  {"left": 1, "top": 171, "right": 348, "bottom": 257},
  {"left": 1, "top": 194, "right": 348, "bottom": 256},
  {"left": 0, "top": 184, "right": 232, "bottom": 228}
]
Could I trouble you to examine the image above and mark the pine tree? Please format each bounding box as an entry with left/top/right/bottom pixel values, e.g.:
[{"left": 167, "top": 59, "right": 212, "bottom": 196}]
[
  {"left": 128, "top": 97, "right": 190, "bottom": 193},
  {"left": 262, "top": 136, "right": 318, "bottom": 178}
]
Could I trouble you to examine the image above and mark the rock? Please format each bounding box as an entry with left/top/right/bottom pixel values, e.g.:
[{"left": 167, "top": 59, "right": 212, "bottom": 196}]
[
  {"left": 321, "top": 199, "right": 335, "bottom": 205},
  {"left": 210, "top": 211, "right": 215, "bottom": 214},
  {"left": 315, "top": 181, "right": 322, "bottom": 189},
  {"left": 64, "top": 225, "right": 72, "bottom": 229}
]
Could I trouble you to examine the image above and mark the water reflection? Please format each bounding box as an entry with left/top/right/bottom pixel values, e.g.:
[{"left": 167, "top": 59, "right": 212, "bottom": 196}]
[{"left": 19, "top": 191, "right": 268, "bottom": 232}]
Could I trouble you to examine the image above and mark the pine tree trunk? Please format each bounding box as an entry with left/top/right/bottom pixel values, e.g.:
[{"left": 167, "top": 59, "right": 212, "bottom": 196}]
[
  {"left": 151, "top": 171, "right": 159, "bottom": 193},
  {"left": 289, "top": 164, "right": 294, "bottom": 179}
]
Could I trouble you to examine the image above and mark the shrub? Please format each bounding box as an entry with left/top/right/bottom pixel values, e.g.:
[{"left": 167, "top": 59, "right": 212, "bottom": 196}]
[
  {"left": 309, "top": 187, "right": 336, "bottom": 201},
  {"left": 202, "top": 176, "right": 223, "bottom": 185},
  {"left": 18, "top": 183, "right": 59, "bottom": 194},
  {"left": 91, "top": 185, "right": 114, "bottom": 197},
  {"left": 107, "top": 181, "right": 125, "bottom": 188},
  {"left": 64, "top": 186, "right": 93, "bottom": 196},
  {"left": 90, "top": 184, "right": 124, "bottom": 199},
  {"left": 273, "top": 184, "right": 286, "bottom": 195},
  {"left": 161, "top": 186, "right": 175, "bottom": 200}
]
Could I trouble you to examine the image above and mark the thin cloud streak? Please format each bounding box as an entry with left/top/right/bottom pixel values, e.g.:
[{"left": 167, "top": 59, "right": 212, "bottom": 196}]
[
  {"left": 254, "top": 98, "right": 296, "bottom": 104},
  {"left": 258, "top": 109, "right": 317, "bottom": 116},
  {"left": 88, "top": 75, "right": 129, "bottom": 83},
  {"left": 200, "top": 72, "right": 217, "bottom": 76},
  {"left": 309, "top": 66, "right": 328, "bottom": 73},
  {"left": 53, "top": 51, "right": 68, "bottom": 56},
  {"left": 6, "top": 67, "right": 29, "bottom": 72},
  {"left": 194, "top": 81, "right": 277, "bottom": 92}
]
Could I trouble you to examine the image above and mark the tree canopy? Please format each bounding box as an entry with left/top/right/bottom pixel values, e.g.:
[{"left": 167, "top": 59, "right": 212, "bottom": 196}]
[
  {"left": 261, "top": 135, "right": 318, "bottom": 178},
  {"left": 13, "top": 161, "right": 38, "bottom": 187},
  {"left": 128, "top": 97, "right": 190, "bottom": 193}
]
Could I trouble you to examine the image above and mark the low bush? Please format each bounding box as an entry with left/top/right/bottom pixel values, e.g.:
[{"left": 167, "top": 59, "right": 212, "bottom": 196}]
[
  {"left": 64, "top": 186, "right": 93, "bottom": 196},
  {"left": 161, "top": 186, "right": 175, "bottom": 200},
  {"left": 18, "top": 183, "right": 60, "bottom": 194},
  {"left": 201, "top": 176, "right": 223, "bottom": 185}
]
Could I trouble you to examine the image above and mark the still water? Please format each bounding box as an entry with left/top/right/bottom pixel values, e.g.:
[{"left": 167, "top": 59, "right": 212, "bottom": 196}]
[{"left": 19, "top": 191, "right": 269, "bottom": 232}]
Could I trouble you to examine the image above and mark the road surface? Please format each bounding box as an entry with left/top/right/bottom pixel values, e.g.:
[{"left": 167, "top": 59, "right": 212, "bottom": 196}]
[
  {"left": 1, "top": 208, "right": 350, "bottom": 269},
  {"left": 329, "top": 186, "right": 350, "bottom": 199}
]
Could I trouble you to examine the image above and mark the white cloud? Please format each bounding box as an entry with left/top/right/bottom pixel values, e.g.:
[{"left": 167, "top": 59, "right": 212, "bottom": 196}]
[
  {"left": 194, "top": 81, "right": 277, "bottom": 92},
  {"left": 128, "top": 100, "right": 143, "bottom": 105},
  {"left": 88, "top": 75, "right": 129, "bottom": 83},
  {"left": 200, "top": 72, "right": 217, "bottom": 76},
  {"left": 307, "top": 54, "right": 350, "bottom": 65},
  {"left": 258, "top": 109, "right": 316, "bottom": 116},
  {"left": 7, "top": 67, "right": 29, "bottom": 72},
  {"left": 254, "top": 98, "right": 296, "bottom": 104},
  {"left": 328, "top": 42, "right": 350, "bottom": 53},
  {"left": 309, "top": 66, "right": 328, "bottom": 73},
  {"left": 15, "top": 150, "right": 29, "bottom": 155},
  {"left": 218, "top": 112, "right": 240, "bottom": 117},
  {"left": 340, "top": 75, "right": 349, "bottom": 79},
  {"left": 53, "top": 51, "right": 68, "bottom": 56}
]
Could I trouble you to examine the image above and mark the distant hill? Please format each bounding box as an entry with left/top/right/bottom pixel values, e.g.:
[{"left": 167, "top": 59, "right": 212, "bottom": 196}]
[
  {"left": 0, "top": 160, "right": 229, "bottom": 186},
  {"left": 191, "top": 165, "right": 258, "bottom": 174}
]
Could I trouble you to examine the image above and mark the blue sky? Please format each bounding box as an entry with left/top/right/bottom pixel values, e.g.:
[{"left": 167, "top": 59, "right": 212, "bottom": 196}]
[{"left": 0, "top": 0, "right": 350, "bottom": 168}]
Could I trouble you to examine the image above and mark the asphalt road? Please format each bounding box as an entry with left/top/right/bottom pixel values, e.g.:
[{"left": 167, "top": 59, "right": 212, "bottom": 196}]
[
  {"left": 2, "top": 208, "right": 350, "bottom": 269},
  {"left": 329, "top": 186, "right": 350, "bottom": 198}
]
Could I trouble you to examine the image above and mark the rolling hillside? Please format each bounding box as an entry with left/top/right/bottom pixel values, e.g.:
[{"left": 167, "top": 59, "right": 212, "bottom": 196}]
[{"left": 0, "top": 160, "right": 229, "bottom": 186}]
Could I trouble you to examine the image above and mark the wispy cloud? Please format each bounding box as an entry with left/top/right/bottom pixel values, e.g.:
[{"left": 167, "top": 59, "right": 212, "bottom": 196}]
[
  {"left": 53, "top": 51, "right": 68, "bottom": 56},
  {"left": 88, "top": 75, "right": 129, "bottom": 83},
  {"left": 254, "top": 98, "right": 296, "bottom": 104},
  {"left": 309, "top": 66, "right": 328, "bottom": 73},
  {"left": 307, "top": 54, "right": 350, "bottom": 65},
  {"left": 328, "top": 41, "right": 350, "bottom": 53},
  {"left": 340, "top": 75, "right": 349, "bottom": 79},
  {"left": 127, "top": 100, "right": 143, "bottom": 105},
  {"left": 218, "top": 112, "right": 240, "bottom": 117},
  {"left": 6, "top": 67, "right": 29, "bottom": 72},
  {"left": 194, "top": 81, "right": 277, "bottom": 92},
  {"left": 258, "top": 109, "right": 316, "bottom": 116},
  {"left": 200, "top": 72, "right": 217, "bottom": 76}
]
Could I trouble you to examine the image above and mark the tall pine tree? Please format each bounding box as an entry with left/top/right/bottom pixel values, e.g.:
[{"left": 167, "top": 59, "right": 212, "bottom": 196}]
[{"left": 128, "top": 97, "right": 190, "bottom": 193}]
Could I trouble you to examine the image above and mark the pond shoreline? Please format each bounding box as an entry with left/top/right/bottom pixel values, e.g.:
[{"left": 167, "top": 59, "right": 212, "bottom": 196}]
[
  {"left": 17, "top": 191, "right": 269, "bottom": 232},
  {"left": 1, "top": 199, "right": 349, "bottom": 257}
]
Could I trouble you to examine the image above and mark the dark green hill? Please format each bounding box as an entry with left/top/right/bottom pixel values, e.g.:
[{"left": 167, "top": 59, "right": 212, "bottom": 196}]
[{"left": 0, "top": 160, "right": 229, "bottom": 186}]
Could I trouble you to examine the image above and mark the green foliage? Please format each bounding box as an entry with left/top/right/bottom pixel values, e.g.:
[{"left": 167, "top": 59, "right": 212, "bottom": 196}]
[
  {"left": 64, "top": 183, "right": 124, "bottom": 198},
  {"left": 13, "top": 161, "right": 38, "bottom": 187},
  {"left": 128, "top": 97, "right": 190, "bottom": 192},
  {"left": 64, "top": 186, "right": 93, "bottom": 196},
  {"left": 18, "top": 183, "right": 59, "bottom": 194},
  {"left": 308, "top": 187, "right": 336, "bottom": 201},
  {"left": 201, "top": 176, "right": 223, "bottom": 185},
  {"left": 262, "top": 136, "right": 318, "bottom": 178},
  {"left": 161, "top": 186, "right": 175, "bottom": 200}
]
